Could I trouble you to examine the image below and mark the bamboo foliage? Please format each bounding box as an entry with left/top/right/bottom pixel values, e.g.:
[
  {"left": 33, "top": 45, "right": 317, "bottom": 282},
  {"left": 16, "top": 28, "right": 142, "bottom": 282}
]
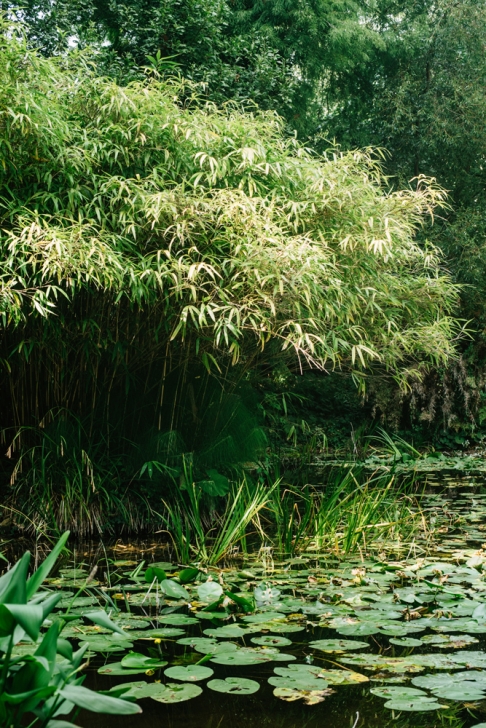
[{"left": 0, "top": 18, "right": 462, "bottom": 532}]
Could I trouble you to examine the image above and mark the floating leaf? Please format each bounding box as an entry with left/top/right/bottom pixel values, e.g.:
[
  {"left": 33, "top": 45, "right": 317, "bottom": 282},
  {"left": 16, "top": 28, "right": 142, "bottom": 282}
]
[
  {"left": 158, "top": 614, "right": 198, "bottom": 626},
  {"left": 197, "top": 581, "right": 223, "bottom": 603},
  {"left": 210, "top": 648, "right": 273, "bottom": 666},
  {"left": 251, "top": 635, "right": 292, "bottom": 647},
  {"left": 159, "top": 580, "right": 190, "bottom": 600},
  {"left": 78, "top": 636, "right": 133, "bottom": 653},
  {"left": 204, "top": 625, "right": 256, "bottom": 639},
  {"left": 144, "top": 567, "right": 167, "bottom": 583},
  {"left": 122, "top": 681, "right": 202, "bottom": 703},
  {"left": 121, "top": 652, "right": 168, "bottom": 669},
  {"left": 317, "top": 669, "right": 369, "bottom": 685},
  {"left": 337, "top": 622, "right": 380, "bottom": 636},
  {"left": 309, "top": 639, "right": 369, "bottom": 653},
  {"left": 207, "top": 678, "right": 260, "bottom": 695},
  {"left": 164, "top": 665, "right": 214, "bottom": 682},
  {"left": 273, "top": 687, "right": 334, "bottom": 705},
  {"left": 98, "top": 662, "right": 153, "bottom": 676},
  {"left": 131, "top": 628, "right": 185, "bottom": 639},
  {"left": 383, "top": 698, "right": 444, "bottom": 712},
  {"left": 371, "top": 687, "right": 428, "bottom": 700},
  {"left": 389, "top": 637, "right": 422, "bottom": 647}
]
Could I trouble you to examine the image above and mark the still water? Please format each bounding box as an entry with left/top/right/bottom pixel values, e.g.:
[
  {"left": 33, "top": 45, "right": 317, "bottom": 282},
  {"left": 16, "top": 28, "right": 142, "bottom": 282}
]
[{"left": 10, "top": 473, "right": 486, "bottom": 728}]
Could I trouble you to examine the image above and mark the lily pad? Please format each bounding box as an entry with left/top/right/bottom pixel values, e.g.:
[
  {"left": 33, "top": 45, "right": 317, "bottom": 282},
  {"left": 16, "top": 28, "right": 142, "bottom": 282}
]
[
  {"left": 317, "top": 669, "right": 369, "bottom": 685},
  {"left": 251, "top": 635, "right": 292, "bottom": 647},
  {"left": 164, "top": 665, "right": 214, "bottom": 682},
  {"left": 98, "top": 662, "right": 156, "bottom": 676},
  {"left": 337, "top": 622, "right": 380, "bottom": 636},
  {"left": 158, "top": 614, "right": 198, "bottom": 626},
  {"left": 371, "top": 687, "right": 428, "bottom": 700},
  {"left": 309, "top": 639, "right": 369, "bottom": 653},
  {"left": 78, "top": 636, "right": 133, "bottom": 653},
  {"left": 383, "top": 698, "right": 444, "bottom": 712},
  {"left": 207, "top": 678, "right": 260, "bottom": 695},
  {"left": 432, "top": 686, "right": 485, "bottom": 701},
  {"left": 273, "top": 687, "right": 334, "bottom": 705},
  {"left": 125, "top": 681, "right": 203, "bottom": 703},
  {"left": 203, "top": 625, "right": 256, "bottom": 639},
  {"left": 210, "top": 648, "right": 273, "bottom": 666},
  {"left": 131, "top": 628, "right": 185, "bottom": 639},
  {"left": 242, "top": 613, "right": 286, "bottom": 624},
  {"left": 121, "top": 652, "right": 168, "bottom": 669},
  {"left": 389, "top": 637, "right": 423, "bottom": 647},
  {"left": 159, "top": 580, "right": 190, "bottom": 600},
  {"left": 197, "top": 581, "right": 224, "bottom": 602}
]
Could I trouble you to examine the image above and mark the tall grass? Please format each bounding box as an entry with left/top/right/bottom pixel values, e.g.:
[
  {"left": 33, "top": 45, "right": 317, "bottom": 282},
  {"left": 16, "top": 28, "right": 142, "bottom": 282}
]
[
  {"left": 157, "top": 472, "right": 277, "bottom": 564},
  {"left": 1, "top": 417, "right": 155, "bottom": 536},
  {"left": 262, "top": 468, "right": 424, "bottom": 557}
]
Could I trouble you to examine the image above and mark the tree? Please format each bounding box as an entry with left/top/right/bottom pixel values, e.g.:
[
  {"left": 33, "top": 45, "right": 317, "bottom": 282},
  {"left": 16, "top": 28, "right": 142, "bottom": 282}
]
[{"left": 0, "top": 18, "right": 460, "bottom": 526}]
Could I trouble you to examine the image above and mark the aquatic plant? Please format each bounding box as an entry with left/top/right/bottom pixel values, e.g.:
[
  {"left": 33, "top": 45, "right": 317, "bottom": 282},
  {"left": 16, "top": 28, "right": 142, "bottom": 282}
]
[
  {"left": 3, "top": 488, "right": 485, "bottom": 727},
  {"left": 0, "top": 532, "right": 141, "bottom": 727},
  {"left": 156, "top": 475, "right": 276, "bottom": 564}
]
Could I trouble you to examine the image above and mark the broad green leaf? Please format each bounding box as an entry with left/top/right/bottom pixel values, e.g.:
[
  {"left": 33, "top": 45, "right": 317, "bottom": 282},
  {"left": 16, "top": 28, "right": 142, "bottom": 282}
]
[
  {"left": 121, "top": 652, "right": 168, "bottom": 669},
  {"left": 27, "top": 532, "right": 70, "bottom": 599},
  {"left": 383, "top": 698, "right": 444, "bottom": 712},
  {"left": 207, "top": 678, "right": 260, "bottom": 694},
  {"left": 178, "top": 568, "right": 199, "bottom": 584},
  {"left": 159, "top": 580, "right": 189, "bottom": 600},
  {"left": 197, "top": 581, "right": 223, "bottom": 603},
  {"left": 164, "top": 665, "right": 213, "bottom": 681},
  {"left": 85, "top": 611, "right": 129, "bottom": 637},
  {"left": 59, "top": 685, "right": 141, "bottom": 714}
]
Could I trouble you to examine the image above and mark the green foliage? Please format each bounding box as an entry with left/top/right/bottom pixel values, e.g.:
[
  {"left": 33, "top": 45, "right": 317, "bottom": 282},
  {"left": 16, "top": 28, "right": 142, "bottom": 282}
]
[
  {"left": 158, "top": 475, "right": 274, "bottom": 563},
  {"left": 0, "top": 533, "right": 141, "bottom": 727},
  {"left": 0, "top": 20, "right": 457, "bottom": 374},
  {"left": 0, "top": 15, "right": 462, "bottom": 531}
]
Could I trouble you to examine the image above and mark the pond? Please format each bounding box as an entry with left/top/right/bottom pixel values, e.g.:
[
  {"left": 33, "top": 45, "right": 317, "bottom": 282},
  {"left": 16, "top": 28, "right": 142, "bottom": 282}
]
[{"left": 6, "top": 474, "right": 486, "bottom": 728}]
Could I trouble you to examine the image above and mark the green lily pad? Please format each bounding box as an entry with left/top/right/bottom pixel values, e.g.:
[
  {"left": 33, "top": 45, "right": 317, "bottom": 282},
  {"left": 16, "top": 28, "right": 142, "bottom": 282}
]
[
  {"left": 210, "top": 648, "right": 273, "bottom": 665},
  {"left": 337, "top": 622, "right": 380, "bottom": 636},
  {"left": 242, "top": 613, "right": 286, "bottom": 624},
  {"left": 159, "top": 614, "right": 198, "bottom": 626},
  {"left": 383, "top": 698, "right": 444, "bottom": 712},
  {"left": 164, "top": 665, "right": 214, "bottom": 682},
  {"left": 261, "top": 622, "right": 305, "bottom": 634},
  {"left": 78, "top": 636, "right": 133, "bottom": 653},
  {"left": 371, "top": 687, "right": 428, "bottom": 700},
  {"left": 389, "top": 637, "right": 422, "bottom": 647},
  {"left": 268, "top": 664, "right": 329, "bottom": 691},
  {"left": 207, "top": 678, "right": 260, "bottom": 695},
  {"left": 112, "top": 618, "right": 151, "bottom": 630},
  {"left": 317, "top": 669, "right": 369, "bottom": 685},
  {"left": 251, "top": 635, "right": 292, "bottom": 647},
  {"left": 125, "top": 681, "right": 203, "bottom": 703},
  {"left": 192, "top": 641, "right": 239, "bottom": 655},
  {"left": 98, "top": 662, "right": 156, "bottom": 676},
  {"left": 121, "top": 652, "right": 168, "bottom": 669},
  {"left": 309, "top": 639, "right": 369, "bottom": 653},
  {"left": 432, "top": 686, "right": 485, "bottom": 701},
  {"left": 159, "top": 580, "right": 190, "bottom": 600},
  {"left": 198, "top": 581, "right": 223, "bottom": 602},
  {"left": 57, "top": 596, "right": 99, "bottom": 608},
  {"left": 195, "top": 611, "right": 230, "bottom": 620},
  {"left": 131, "top": 628, "right": 185, "bottom": 639},
  {"left": 204, "top": 625, "right": 256, "bottom": 639},
  {"left": 273, "top": 686, "right": 335, "bottom": 705}
]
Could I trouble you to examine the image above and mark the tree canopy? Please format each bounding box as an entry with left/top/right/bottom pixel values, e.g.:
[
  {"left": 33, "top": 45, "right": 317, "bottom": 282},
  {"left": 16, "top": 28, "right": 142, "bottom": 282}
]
[{"left": 0, "top": 20, "right": 458, "bottom": 381}]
